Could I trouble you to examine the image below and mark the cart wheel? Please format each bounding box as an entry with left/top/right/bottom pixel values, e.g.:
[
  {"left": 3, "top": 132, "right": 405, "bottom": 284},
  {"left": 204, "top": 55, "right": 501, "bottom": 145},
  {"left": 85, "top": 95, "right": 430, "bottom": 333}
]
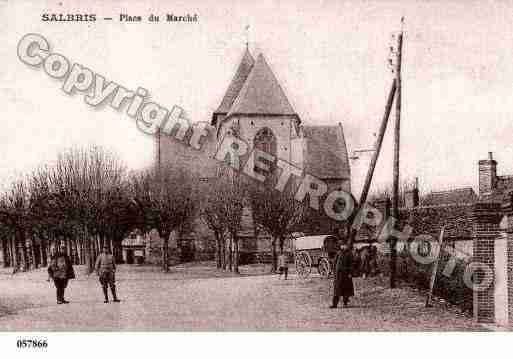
[
  {"left": 318, "top": 258, "right": 330, "bottom": 278},
  {"left": 295, "top": 252, "right": 312, "bottom": 279}
]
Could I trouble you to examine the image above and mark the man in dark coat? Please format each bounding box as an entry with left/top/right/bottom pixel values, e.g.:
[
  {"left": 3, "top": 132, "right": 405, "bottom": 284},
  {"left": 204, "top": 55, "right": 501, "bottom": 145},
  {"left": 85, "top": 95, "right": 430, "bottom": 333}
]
[
  {"left": 330, "top": 240, "right": 354, "bottom": 308},
  {"left": 47, "top": 242, "right": 75, "bottom": 304}
]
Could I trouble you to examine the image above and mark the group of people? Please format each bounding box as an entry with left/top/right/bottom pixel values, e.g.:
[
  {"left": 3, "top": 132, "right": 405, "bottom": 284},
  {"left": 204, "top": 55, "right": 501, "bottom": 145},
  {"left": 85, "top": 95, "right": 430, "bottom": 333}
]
[
  {"left": 47, "top": 242, "right": 121, "bottom": 304},
  {"left": 352, "top": 244, "right": 379, "bottom": 278},
  {"left": 46, "top": 237, "right": 367, "bottom": 309}
]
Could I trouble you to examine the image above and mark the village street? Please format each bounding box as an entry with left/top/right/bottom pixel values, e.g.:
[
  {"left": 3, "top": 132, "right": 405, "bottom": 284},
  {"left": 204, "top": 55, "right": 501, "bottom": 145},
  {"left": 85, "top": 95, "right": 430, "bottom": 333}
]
[{"left": 0, "top": 263, "right": 483, "bottom": 331}]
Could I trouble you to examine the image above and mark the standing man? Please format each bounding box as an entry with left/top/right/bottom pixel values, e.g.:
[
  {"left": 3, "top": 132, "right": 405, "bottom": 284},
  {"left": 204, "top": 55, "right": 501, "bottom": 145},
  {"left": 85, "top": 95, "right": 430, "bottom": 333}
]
[
  {"left": 48, "top": 241, "right": 75, "bottom": 304},
  {"left": 277, "top": 252, "right": 288, "bottom": 280},
  {"left": 330, "top": 239, "right": 354, "bottom": 308},
  {"left": 95, "top": 244, "right": 120, "bottom": 303}
]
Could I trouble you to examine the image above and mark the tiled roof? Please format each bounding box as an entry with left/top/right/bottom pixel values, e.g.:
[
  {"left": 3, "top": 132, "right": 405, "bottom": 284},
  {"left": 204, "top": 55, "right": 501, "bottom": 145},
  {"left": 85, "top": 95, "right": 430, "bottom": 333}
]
[
  {"left": 421, "top": 187, "right": 477, "bottom": 206},
  {"left": 477, "top": 176, "right": 513, "bottom": 203},
  {"left": 227, "top": 54, "right": 297, "bottom": 118},
  {"left": 213, "top": 48, "right": 255, "bottom": 122},
  {"left": 157, "top": 129, "right": 219, "bottom": 178},
  {"left": 399, "top": 204, "right": 475, "bottom": 240},
  {"left": 356, "top": 203, "right": 475, "bottom": 242},
  {"left": 302, "top": 124, "right": 350, "bottom": 180},
  {"left": 497, "top": 175, "right": 513, "bottom": 192}
]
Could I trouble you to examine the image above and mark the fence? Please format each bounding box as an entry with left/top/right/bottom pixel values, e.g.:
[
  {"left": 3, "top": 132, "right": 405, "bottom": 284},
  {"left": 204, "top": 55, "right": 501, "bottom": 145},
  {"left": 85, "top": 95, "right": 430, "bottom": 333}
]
[{"left": 376, "top": 242, "right": 474, "bottom": 313}]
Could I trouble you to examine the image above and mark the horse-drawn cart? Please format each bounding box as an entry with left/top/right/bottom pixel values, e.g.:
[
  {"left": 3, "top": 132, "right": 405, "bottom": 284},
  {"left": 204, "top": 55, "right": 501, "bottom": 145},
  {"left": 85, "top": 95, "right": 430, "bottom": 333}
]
[{"left": 293, "top": 235, "right": 339, "bottom": 279}]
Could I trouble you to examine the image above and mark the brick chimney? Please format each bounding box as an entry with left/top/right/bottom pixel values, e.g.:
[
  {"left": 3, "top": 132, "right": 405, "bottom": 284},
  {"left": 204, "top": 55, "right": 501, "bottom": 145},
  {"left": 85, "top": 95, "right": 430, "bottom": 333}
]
[
  {"left": 404, "top": 177, "right": 420, "bottom": 208},
  {"left": 479, "top": 152, "right": 498, "bottom": 196},
  {"left": 404, "top": 189, "right": 419, "bottom": 208}
]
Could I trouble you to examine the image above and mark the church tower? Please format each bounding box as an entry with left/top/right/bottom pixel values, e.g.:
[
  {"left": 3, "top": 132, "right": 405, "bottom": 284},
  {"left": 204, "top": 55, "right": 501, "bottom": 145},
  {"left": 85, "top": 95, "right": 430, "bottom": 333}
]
[
  {"left": 211, "top": 46, "right": 351, "bottom": 248},
  {"left": 213, "top": 50, "right": 301, "bottom": 173}
]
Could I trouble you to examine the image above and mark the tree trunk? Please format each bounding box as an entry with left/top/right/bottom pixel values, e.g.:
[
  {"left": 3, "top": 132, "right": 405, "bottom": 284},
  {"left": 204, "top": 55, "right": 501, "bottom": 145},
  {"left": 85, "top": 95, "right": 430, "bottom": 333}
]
[
  {"left": 109, "top": 237, "right": 113, "bottom": 257},
  {"left": 215, "top": 231, "right": 222, "bottom": 268},
  {"left": 30, "top": 234, "right": 38, "bottom": 269},
  {"left": 116, "top": 236, "right": 123, "bottom": 263},
  {"left": 82, "top": 236, "right": 87, "bottom": 266},
  {"left": 84, "top": 231, "right": 92, "bottom": 274},
  {"left": 162, "top": 231, "right": 169, "bottom": 272},
  {"left": 95, "top": 234, "right": 100, "bottom": 258},
  {"left": 5, "top": 237, "right": 11, "bottom": 267},
  {"left": 72, "top": 238, "right": 78, "bottom": 265},
  {"left": 79, "top": 237, "right": 85, "bottom": 265},
  {"left": 228, "top": 236, "right": 233, "bottom": 271},
  {"left": 90, "top": 235, "right": 97, "bottom": 266},
  {"left": 215, "top": 239, "right": 221, "bottom": 268},
  {"left": 222, "top": 237, "right": 227, "bottom": 270},
  {"left": 10, "top": 234, "right": 18, "bottom": 271},
  {"left": 66, "top": 237, "right": 72, "bottom": 259},
  {"left": 20, "top": 242, "right": 27, "bottom": 271},
  {"left": 41, "top": 234, "right": 48, "bottom": 267},
  {"left": 271, "top": 237, "right": 277, "bottom": 272},
  {"left": 19, "top": 231, "right": 28, "bottom": 271},
  {"left": 76, "top": 237, "right": 82, "bottom": 265},
  {"left": 279, "top": 235, "right": 287, "bottom": 254},
  {"left": 2, "top": 237, "right": 9, "bottom": 267},
  {"left": 96, "top": 235, "right": 100, "bottom": 258},
  {"left": 233, "top": 235, "right": 239, "bottom": 274}
]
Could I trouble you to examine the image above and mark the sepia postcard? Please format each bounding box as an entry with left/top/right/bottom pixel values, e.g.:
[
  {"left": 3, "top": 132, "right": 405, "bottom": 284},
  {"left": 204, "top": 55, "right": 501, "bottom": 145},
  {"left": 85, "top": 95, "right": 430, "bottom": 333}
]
[{"left": 1, "top": 0, "right": 512, "bottom": 355}]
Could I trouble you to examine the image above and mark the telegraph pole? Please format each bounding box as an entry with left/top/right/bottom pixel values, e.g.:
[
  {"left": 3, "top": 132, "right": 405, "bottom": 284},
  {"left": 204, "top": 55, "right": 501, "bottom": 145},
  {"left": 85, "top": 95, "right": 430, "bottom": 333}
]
[
  {"left": 347, "top": 80, "right": 396, "bottom": 248},
  {"left": 390, "top": 17, "right": 404, "bottom": 289}
]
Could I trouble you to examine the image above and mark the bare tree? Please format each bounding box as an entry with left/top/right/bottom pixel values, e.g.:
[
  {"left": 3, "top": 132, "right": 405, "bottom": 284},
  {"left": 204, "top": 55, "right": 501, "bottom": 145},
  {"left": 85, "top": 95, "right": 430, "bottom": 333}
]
[
  {"left": 200, "top": 178, "right": 228, "bottom": 269},
  {"left": 129, "top": 166, "right": 198, "bottom": 272},
  {"left": 249, "top": 181, "right": 308, "bottom": 272},
  {"left": 0, "top": 146, "right": 130, "bottom": 272},
  {"left": 217, "top": 176, "right": 245, "bottom": 273},
  {"left": 0, "top": 180, "right": 31, "bottom": 271}
]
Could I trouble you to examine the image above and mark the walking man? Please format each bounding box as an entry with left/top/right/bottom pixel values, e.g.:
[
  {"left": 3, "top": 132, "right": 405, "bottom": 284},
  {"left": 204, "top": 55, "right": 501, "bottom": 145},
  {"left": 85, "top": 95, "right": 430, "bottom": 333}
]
[
  {"left": 48, "top": 242, "right": 75, "bottom": 304},
  {"left": 95, "top": 244, "right": 120, "bottom": 303},
  {"left": 330, "top": 239, "right": 354, "bottom": 308},
  {"left": 278, "top": 252, "right": 288, "bottom": 280}
]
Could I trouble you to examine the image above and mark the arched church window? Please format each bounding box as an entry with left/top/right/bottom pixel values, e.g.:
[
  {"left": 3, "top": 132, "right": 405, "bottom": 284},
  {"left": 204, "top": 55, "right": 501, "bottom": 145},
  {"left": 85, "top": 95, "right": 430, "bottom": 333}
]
[{"left": 254, "top": 127, "right": 277, "bottom": 174}]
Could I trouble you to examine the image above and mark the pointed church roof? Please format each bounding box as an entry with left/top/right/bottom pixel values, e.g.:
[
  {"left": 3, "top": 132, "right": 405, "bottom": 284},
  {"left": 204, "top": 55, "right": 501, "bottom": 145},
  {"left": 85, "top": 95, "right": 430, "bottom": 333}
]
[
  {"left": 302, "top": 124, "right": 351, "bottom": 180},
  {"left": 227, "top": 54, "right": 297, "bottom": 118},
  {"left": 213, "top": 48, "right": 255, "bottom": 119}
]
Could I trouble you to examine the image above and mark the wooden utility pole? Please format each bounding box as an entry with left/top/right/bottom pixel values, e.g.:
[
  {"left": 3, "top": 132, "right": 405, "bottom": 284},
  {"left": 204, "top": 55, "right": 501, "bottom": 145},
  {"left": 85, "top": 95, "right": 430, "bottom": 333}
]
[
  {"left": 355, "top": 81, "right": 397, "bottom": 211},
  {"left": 390, "top": 18, "right": 404, "bottom": 289},
  {"left": 426, "top": 227, "right": 445, "bottom": 307},
  {"left": 348, "top": 80, "right": 397, "bottom": 247}
]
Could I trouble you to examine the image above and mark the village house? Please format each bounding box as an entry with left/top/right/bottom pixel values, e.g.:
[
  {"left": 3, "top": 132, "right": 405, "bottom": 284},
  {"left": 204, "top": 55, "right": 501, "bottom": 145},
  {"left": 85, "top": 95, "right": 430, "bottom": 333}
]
[{"left": 374, "top": 152, "right": 513, "bottom": 259}]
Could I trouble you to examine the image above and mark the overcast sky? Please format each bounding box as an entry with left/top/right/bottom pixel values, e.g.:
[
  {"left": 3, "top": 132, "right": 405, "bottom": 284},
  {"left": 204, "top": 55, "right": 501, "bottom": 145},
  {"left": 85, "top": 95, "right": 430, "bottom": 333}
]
[{"left": 1, "top": 0, "right": 513, "bottom": 197}]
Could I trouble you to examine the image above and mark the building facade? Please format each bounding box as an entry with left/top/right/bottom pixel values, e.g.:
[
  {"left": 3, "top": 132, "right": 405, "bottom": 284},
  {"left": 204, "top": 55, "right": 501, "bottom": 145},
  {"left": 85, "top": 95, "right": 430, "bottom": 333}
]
[{"left": 155, "top": 47, "right": 352, "bottom": 261}]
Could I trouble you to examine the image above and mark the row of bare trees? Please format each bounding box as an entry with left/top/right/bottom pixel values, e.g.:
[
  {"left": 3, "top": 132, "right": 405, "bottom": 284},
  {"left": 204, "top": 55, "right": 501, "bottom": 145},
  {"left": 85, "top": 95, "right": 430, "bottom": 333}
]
[
  {"left": 201, "top": 171, "right": 308, "bottom": 273},
  {"left": 1, "top": 146, "right": 313, "bottom": 275},
  {"left": 0, "top": 146, "right": 198, "bottom": 273},
  {"left": 0, "top": 146, "right": 129, "bottom": 272}
]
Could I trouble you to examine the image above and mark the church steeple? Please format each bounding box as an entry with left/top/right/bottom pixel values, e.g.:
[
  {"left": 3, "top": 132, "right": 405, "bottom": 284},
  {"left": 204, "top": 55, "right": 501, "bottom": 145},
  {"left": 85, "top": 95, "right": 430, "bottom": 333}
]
[
  {"left": 212, "top": 47, "right": 255, "bottom": 126},
  {"left": 227, "top": 53, "right": 297, "bottom": 119}
]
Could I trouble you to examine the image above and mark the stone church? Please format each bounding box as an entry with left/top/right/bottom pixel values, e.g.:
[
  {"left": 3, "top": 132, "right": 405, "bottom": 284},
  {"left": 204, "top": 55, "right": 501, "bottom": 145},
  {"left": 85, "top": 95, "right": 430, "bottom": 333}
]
[{"left": 155, "top": 46, "right": 352, "bottom": 261}]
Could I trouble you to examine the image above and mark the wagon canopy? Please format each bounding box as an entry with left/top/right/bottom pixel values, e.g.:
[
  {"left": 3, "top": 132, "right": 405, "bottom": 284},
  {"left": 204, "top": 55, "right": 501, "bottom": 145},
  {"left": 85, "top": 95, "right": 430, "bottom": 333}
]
[{"left": 294, "top": 235, "right": 338, "bottom": 251}]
